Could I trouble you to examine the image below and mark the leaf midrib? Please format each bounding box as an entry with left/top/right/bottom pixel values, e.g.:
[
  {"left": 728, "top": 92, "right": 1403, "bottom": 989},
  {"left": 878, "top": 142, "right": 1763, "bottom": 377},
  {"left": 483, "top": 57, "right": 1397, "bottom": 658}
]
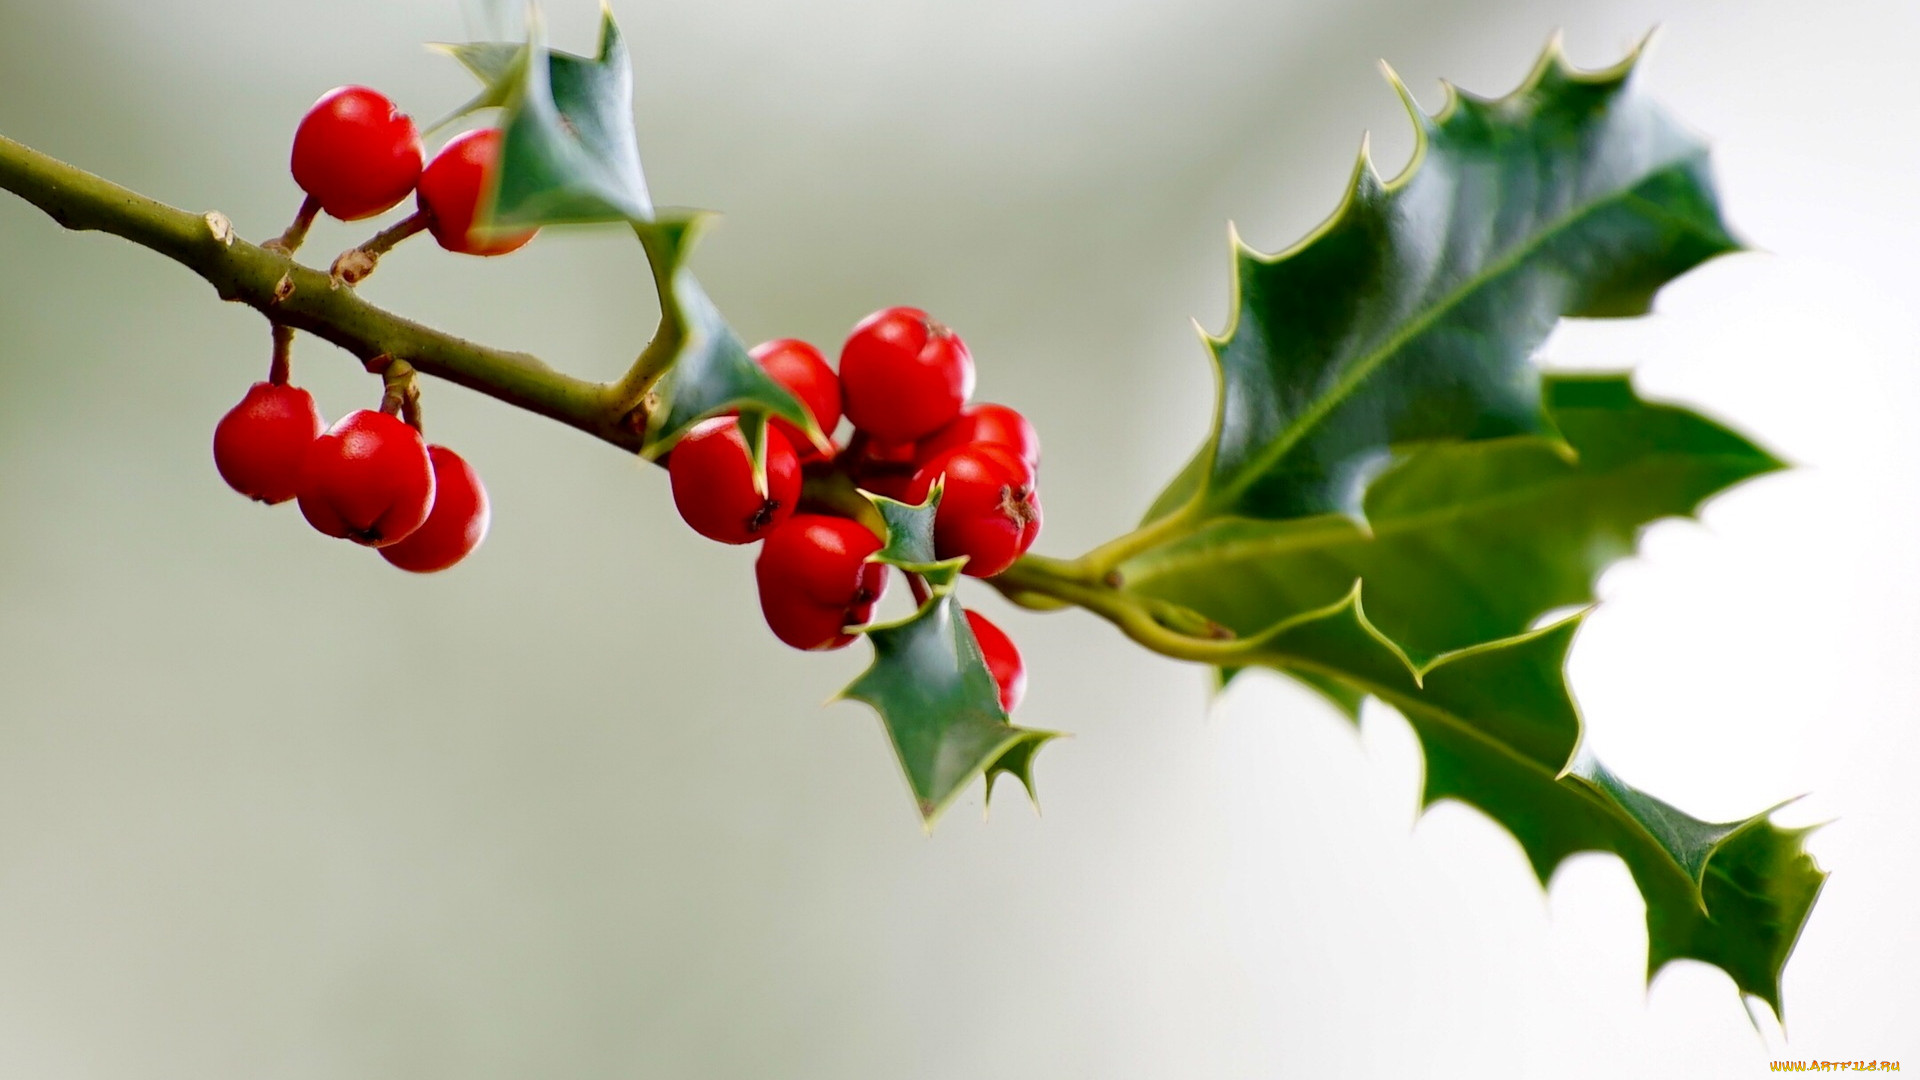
[{"left": 1205, "top": 147, "right": 1712, "bottom": 514}]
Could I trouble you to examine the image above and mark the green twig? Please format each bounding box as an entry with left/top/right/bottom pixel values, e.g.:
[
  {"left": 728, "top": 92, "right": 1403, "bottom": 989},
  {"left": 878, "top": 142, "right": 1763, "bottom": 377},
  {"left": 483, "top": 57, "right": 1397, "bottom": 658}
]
[
  {"left": 0, "top": 133, "right": 640, "bottom": 451},
  {"left": 992, "top": 555, "right": 1236, "bottom": 661}
]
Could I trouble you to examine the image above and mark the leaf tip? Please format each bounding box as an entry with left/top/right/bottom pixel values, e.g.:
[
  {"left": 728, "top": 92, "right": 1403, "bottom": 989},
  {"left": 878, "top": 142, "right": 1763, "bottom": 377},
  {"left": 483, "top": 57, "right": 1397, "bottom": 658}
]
[
  {"left": 1625, "top": 24, "right": 1663, "bottom": 74},
  {"left": 1540, "top": 27, "right": 1568, "bottom": 68},
  {"left": 1353, "top": 130, "right": 1382, "bottom": 187},
  {"left": 1225, "top": 217, "right": 1249, "bottom": 254},
  {"left": 1377, "top": 59, "right": 1435, "bottom": 135},
  {"left": 1192, "top": 313, "right": 1227, "bottom": 352},
  {"left": 985, "top": 728, "right": 1064, "bottom": 813}
]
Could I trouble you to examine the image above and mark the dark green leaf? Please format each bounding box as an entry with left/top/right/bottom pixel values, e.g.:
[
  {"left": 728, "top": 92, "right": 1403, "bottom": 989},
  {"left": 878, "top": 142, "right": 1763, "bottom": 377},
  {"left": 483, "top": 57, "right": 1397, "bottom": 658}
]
[
  {"left": 439, "top": 41, "right": 520, "bottom": 90},
  {"left": 1125, "top": 374, "right": 1781, "bottom": 664},
  {"left": 1081, "top": 40, "right": 1815, "bottom": 1014},
  {"left": 866, "top": 484, "right": 968, "bottom": 589},
  {"left": 1147, "top": 40, "right": 1738, "bottom": 533},
  {"left": 984, "top": 732, "right": 1051, "bottom": 806},
  {"left": 631, "top": 218, "right": 821, "bottom": 456},
  {"left": 1225, "top": 590, "right": 1823, "bottom": 1016},
  {"left": 442, "top": 15, "right": 818, "bottom": 455},
  {"left": 442, "top": 9, "right": 654, "bottom": 226},
  {"left": 840, "top": 593, "right": 1058, "bottom": 825},
  {"left": 842, "top": 487, "right": 1055, "bottom": 823}
]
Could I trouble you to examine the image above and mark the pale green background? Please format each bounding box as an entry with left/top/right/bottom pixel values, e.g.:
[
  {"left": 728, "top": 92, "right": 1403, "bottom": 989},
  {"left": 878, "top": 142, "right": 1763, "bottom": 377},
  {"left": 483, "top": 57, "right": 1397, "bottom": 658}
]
[{"left": 1, "top": 0, "right": 1915, "bottom": 1076}]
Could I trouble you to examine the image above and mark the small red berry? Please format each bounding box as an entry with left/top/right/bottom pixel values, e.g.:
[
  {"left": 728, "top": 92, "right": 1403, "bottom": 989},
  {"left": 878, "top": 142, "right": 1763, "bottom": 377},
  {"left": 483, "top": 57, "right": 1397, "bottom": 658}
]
[
  {"left": 290, "top": 86, "right": 423, "bottom": 221},
  {"left": 907, "top": 443, "right": 1042, "bottom": 578},
  {"left": 964, "top": 610, "right": 1026, "bottom": 713},
  {"left": 417, "top": 129, "right": 539, "bottom": 256},
  {"left": 839, "top": 306, "right": 975, "bottom": 442},
  {"left": 755, "top": 514, "right": 889, "bottom": 650},
  {"left": 379, "top": 446, "right": 491, "bottom": 573},
  {"left": 917, "top": 403, "right": 1039, "bottom": 469},
  {"left": 751, "top": 338, "right": 840, "bottom": 457},
  {"left": 669, "top": 417, "right": 801, "bottom": 544},
  {"left": 212, "top": 382, "right": 326, "bottom": 505},
  {"left": 297, "top": 410, "right": 435, "bottom": 547}
]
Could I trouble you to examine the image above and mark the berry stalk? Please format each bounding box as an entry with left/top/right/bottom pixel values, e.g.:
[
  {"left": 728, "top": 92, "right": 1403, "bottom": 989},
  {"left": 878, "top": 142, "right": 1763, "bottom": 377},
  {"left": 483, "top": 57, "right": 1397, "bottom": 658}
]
[
  {"left": 330, "top": 211, "right": 430, "bottom": 286},
  {"left": 267, "top": 322, "right": 295, "bottom": 386},
  {"left": 261, "top": 194, "right": 321, "bottom": 257}
]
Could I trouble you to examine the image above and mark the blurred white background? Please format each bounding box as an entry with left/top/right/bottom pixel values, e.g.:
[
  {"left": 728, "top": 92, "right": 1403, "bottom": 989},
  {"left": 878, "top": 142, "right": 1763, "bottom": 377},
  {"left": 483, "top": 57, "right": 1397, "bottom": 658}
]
[{"left": 2, "top": 0, "right": 1915, "bottom": 1075}]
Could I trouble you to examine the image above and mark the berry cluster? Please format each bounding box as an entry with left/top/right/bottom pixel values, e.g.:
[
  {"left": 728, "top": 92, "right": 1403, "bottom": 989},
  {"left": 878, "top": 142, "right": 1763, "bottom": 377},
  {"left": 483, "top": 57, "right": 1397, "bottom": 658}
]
[
  {"left": 209, "top": 85, "right": 534, "bottom": 572},
  {"left": 668, "top": 307, "right": 1041, "bottom": 712},
  {"left": 246, "top": 90, "right": 1039, "bottom": 705},
  {"left": 214, "top": 380, "right": 491, "bottom": 574}
]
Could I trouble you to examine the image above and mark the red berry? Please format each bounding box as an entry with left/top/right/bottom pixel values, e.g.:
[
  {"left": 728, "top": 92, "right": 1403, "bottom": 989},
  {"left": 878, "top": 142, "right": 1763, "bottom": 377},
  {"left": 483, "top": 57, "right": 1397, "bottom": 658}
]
[
  {"left": 296, "top": 410, "right": 435, "bottom": 547},
  {"left": 964, "top": 610, "right": 1026, "bottom": 713},
  {"left": 839, "top": 306, "right": 975, "bottom": 441},
  {"left": 212, "top": 382, "right": 326, "bottom": 505},
  {"left": 290, "top": 86, "right": 423, "bottom": 221},
  {"left": 907, "top": 443, "right": 1042, "bottom": 578},
  {"left": 751, "top": 338, "right": 840, "bottom": 457},
  {"left": 668, "top": 417, "right": 801, "bottom": 544},
  {"left": 755, "top": 514, "right": 889, "bottom": 650},
  {"left": 379, "top": 446, "right": 490, "bottom": 573},
  {"left": 417, "top": 129, "right": 539, "bottom": 257},
  {"left": 842, "top": 430, "right": 920, "bottom": 501},
  {"left": 917, "top": 403, "right": 1039, "bottom": 469}
]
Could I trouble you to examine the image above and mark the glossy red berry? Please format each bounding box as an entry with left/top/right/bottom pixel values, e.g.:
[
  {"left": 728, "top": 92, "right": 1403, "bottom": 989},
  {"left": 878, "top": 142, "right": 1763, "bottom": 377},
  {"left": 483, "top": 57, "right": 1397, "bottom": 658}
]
[
  {"left": 964, "top": 610, "right": 1026, "bottom": 713},
  {"left": 290, "top": 86, "right": 423, "bottom": 221},
  {"left": 212, "top": 382, "right": 326, "bottom": 505},
  {"left": 751, "top": 338, "right": 840, "bottom": 457},
  {"left": 668, "top": 417, "right": 801, "bottom": 544},
  {"left": 917, "top": 403, "right": 1039, "bottom": 469},
  {"left": 907, "top": 443, "right": 1042, "bottom": 578},
  {"left": 297, "top": 410, "right": 435, "bottom": 547},
  {"left": 379, "top": 445, "right": 490, "bottom": 573},
  {"left": 417, "top": 129, "right": 539, "bottom": 256},
  {"left": 755, "top": 514, "right": 889, "bottom": 650},
  {"left": 839, "top": 306, "right": 975, "bottom": 441}
]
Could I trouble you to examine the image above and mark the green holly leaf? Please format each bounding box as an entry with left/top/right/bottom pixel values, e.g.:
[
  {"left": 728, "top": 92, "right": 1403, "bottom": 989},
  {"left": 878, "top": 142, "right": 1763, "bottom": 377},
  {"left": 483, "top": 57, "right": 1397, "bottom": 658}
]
[
  {"left": 866, "top": 483, "right": 967, "bottom": 590},
  {"left": 439, "top": 10, "right": 819, "bottom": 458},
  {"left": 841, "top": 592, "right": 1058, "bottom": 825},
  {"left": 1145, "top": 39, "right": 1738, "bottom": 535},
  {"left": 440, "top": 8, "right": 653, "bottom": 226},
  {"left": 437, "top": 41, "right": 520, "bottom": 101},
  {"left": 1224, "top": 589, "right": 1823, "bottom": 1017},
  {"left": 1048, "top": 40, "right": 1820, "bottom": 1015},
  {"left": 840, "top": 487, "right": 1056, "bottom": 825},
  {"left": 630, "top": 218, "right": 821, "bottom": 457},
  {"left": 1124, "top": 374, "right": 1782, "bottom": 666}
]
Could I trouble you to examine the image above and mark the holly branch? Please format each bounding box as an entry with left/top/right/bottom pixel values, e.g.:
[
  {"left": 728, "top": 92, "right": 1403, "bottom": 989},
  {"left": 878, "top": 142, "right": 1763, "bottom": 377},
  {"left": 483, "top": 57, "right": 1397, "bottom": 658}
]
[
  {"left": 0, "top": 131, "right": 651, "bottom": 451},
  {"left": 0, "top": 122, "right": 1220, "bottom": 736},
  {"left": 0, "top": 19, "right": 1829, "bottom": 1019}
]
